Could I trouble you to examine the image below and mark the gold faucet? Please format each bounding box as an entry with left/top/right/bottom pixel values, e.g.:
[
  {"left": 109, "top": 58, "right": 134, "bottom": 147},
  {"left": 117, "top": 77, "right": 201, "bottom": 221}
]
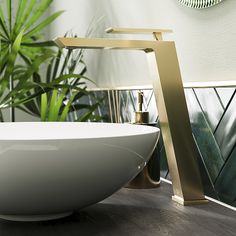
[{"left": 54, "top": 28, "right": 208, "bottom": 205}]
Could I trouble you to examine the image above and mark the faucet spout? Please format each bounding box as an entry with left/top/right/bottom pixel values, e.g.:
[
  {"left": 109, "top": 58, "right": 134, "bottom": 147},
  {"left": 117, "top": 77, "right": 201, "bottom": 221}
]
[{"left": 54, "top": 37, "right": 154, "bottom": 51}]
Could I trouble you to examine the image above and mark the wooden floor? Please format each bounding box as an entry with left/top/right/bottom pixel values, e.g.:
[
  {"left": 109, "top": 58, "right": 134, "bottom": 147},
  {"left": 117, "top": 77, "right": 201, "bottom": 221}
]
[{"left": 0, "top": 182, "right": 235, "bottom": 236}]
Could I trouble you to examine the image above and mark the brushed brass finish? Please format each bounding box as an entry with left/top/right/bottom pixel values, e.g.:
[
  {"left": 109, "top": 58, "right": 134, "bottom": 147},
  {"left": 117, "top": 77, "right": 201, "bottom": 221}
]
[
  {"left": 55, "top": 34, "right": 207, "bottom": 205},
  {"left": 147, "top": 47, "right": 207, "bottom": 203},
  {"left": 172, "top": 195, "right": 208, "bottom": 206},
  {"left": 105, "top": 27, "right": 172, "bottom": 34},
  {"left": 134, "top": 112, "right": 149, "bottom": 124},
  {"left": 54, "top": 37, "right": 156, "bottom": 50},
  {"left": 126, "top": 166, "right": 160, "bottom": 189},
  {"left": 105, "top": 27, "right": 172, "bottom": 41},
  {"left": 134, "top": 91, "right": 149, "bottom": 124}
]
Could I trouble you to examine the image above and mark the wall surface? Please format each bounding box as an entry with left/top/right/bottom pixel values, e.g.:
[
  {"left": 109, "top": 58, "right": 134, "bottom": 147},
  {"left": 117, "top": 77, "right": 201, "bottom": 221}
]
[{"left": 50, "top": 0, "right": 236, "bottom": 87}]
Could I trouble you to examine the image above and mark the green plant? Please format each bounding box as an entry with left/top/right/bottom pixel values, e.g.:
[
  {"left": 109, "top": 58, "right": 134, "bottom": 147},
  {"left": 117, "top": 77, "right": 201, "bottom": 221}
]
[
  {"left": 21, "top": 44, "right": 103, "bottom": 122},
  {"left": 41, "top": 88, "right": 77, "bottom": 122},
  {"left": 40, "top": 88, "right": 102, "bottom": 122},
  {"left": 0, "top": 0, "right": 63, "bottom": 121},
  {"left": 0, "top": 0, "right": 103, "bottom": 122}
]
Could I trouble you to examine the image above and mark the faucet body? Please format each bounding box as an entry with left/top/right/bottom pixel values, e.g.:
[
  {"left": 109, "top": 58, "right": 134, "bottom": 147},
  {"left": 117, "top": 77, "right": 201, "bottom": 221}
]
[{"left": 55, "top": 35, "right": 207, "bottom": 205}]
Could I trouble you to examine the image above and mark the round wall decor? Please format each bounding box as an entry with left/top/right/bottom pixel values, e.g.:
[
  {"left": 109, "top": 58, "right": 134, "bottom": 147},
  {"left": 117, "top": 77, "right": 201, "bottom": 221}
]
[{"left": 178, "top": 0, "right": 223, "bottom": 8}]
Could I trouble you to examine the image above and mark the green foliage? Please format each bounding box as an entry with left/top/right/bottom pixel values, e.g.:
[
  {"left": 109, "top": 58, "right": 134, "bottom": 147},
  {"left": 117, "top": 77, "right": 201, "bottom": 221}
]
[
  {"left": 0, "top": 0, "right": 63, "bottom": 70},
  {"left": 0, "top": 0, "right": 63, "bottom": 121},
  {"left": 40, "top": 88, "right": 101, "bottom": 122},
  {"left": 0, "top": 0, "right": 103, "bottom": 122},
  {"left": 22, "top": 44, "right": 103, "bottom": 122}
]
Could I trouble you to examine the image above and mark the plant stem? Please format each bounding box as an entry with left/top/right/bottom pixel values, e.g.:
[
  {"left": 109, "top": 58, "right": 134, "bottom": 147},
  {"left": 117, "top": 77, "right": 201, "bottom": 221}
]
[
  {"left": 9, "top": 75, "right": 15, "bottom": 122},
  {"left": 0, "top": 109, "right": 4, "bottom": 122}
]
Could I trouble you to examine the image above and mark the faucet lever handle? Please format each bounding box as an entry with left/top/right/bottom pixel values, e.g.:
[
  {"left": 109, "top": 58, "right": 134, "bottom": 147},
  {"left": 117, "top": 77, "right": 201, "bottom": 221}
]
[{"left": 105, "top": 27, "right": 172, "bottom": 40}]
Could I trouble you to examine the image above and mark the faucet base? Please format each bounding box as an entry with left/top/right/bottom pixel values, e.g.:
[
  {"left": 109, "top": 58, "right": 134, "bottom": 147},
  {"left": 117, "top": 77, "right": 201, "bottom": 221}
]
[{"left": 172, "top": 195, "right": 208, "bottom": 206}]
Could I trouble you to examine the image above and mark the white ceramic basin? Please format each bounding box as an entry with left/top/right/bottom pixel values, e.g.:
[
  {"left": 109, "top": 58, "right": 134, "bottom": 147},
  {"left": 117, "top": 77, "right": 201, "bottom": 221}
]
[{"left": 0, "top": 122, "right": 159, "bottom": 221}]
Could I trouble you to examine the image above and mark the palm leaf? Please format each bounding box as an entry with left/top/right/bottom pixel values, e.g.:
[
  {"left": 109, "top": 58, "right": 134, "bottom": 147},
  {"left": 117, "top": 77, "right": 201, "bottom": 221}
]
[
  {"left": 0, "top": 30, "right": 24, "bottom": 98},
  {"left": 21, "top": 98, "right": 40, "bottom": 115},
  {"left": 13, "top": 0, "right": 29, "bottom": 35},
  {"left": 16, "top": 51, "right": 54, "bottom": 88},
  {"left": 1, "top": 82, "right": 52, "bottom": 108},
  {"left": 0, "top": 109, "right": 4, "bottom": 122},
  {"left": 72, "top": 90, "right": 89, "bottom": 102},
  {"left": 23, "top": 11, "right": 64, "bottom": 39},
  {"left": 76, "top": 103, "right": 100, "bottom": 122},
  {"left": 51, "top": 49, "right": 62, "bottom": 81},
  {"left": 7, "top": 0, "right": 12, "bottom": 32},
  {"left": 51, "top": 73, "right": 95, "bottom": 86},
  {"left": 17, "top": 104, "right": 38, "bottom": 117},
  {"left": 46, "top": 57, "right": 54, "bottom": 84},
  {"left": 18, "top": 50, "right": 32, "bottom": 65},
  {"left": 14, "top": 0, "right": 37, "bottom": 34},
  {"left": 23, "top": 0, "right": 53, "bottom": 31},
  {"left": 49, "top": 89, "right": 67, "bottom": 121},
  {"left": 32, "top": 72, "right": 42, "bottom": 110},
  {"left": 0, "top": 5, "right": 9, "bottom": 38},
  {"left": 59, "top": 92, "right": 76, "bottom": 121},
  {"left": 68, "top": 103, "right": 97, "bottom": 112},
  {"left": 59, "top": 49, "right": 73, "bottom": 75},
  {"left": 0, "top": 32, "right": 7, "bottom": 40},
  {"left": 1, "top": 52, "right": 53, "bottom": 105},
  {"left": 41, "top": 92, "right": 47, "bottom": 121},
  {"left": 48, "top": 89, "right": 58, "bottom": 121},
  {"left": 14, "top": 0, "right": 27, "bottom": 32},
  {"left": 0, "top": 40, "right": 9, "bottom": 72},
  {"left": 21, "top": 40, "right": 55, "bottom": 47}
]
